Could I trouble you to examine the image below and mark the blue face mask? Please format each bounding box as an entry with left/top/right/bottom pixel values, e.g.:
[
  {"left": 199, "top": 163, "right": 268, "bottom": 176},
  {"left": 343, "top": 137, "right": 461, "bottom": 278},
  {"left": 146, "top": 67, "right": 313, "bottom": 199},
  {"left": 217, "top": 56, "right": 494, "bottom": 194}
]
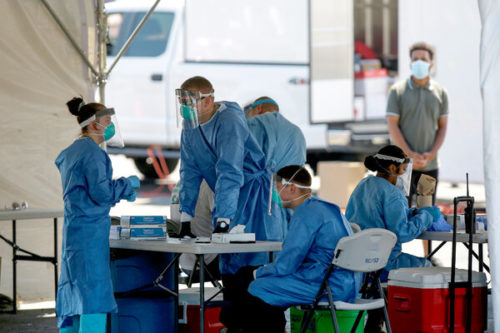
[
  {"left": 411, "top": 60, "right": 430, "bottom": 79},
  {"left": 103, "top": 123, "right": 115, "bottom": 141},
  {"left": 181, "top": 105, "right": 197, "bottom": 120},
  {"left": 96, "top": 121, "right": 115, "bottom": 140}
]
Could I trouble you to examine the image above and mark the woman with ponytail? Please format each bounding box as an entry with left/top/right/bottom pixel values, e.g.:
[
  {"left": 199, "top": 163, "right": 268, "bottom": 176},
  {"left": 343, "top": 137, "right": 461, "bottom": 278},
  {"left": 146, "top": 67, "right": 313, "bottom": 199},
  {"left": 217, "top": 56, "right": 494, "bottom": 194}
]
[
  {"left": 55, "top": 97, "right": 140, "bottom": 333},
  {"left": 346, "top": 145, "right": 434, "bottom": 281}
]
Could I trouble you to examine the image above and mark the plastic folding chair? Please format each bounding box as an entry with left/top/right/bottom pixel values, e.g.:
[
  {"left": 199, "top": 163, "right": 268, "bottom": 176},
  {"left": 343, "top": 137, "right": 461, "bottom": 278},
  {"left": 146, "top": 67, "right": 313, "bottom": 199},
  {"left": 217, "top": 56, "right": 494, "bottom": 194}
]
[{"left": 299, "top": 228, "right": 397, "bottom": 333}]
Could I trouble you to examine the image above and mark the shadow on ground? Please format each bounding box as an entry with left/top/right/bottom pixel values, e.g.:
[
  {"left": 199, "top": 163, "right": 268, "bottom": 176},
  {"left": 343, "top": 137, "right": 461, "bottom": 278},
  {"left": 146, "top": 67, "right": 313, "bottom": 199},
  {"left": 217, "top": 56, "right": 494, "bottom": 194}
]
[{"left": 0, "top": 309, "right": 57, "bottom": 333}]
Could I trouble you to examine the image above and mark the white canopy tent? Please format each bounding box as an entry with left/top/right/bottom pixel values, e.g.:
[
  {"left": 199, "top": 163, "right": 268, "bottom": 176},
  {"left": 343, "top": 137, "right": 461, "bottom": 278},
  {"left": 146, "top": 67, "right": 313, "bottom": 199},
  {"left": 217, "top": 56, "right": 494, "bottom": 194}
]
[
  {"left": 479, "top": 0, "right": 500, "bottom": 331},
  {"left": 0, "top": 0, "right": 97, "bottom": 299},
  {"left": 0, "top": 0, "right": 499, "bottom": 331}
]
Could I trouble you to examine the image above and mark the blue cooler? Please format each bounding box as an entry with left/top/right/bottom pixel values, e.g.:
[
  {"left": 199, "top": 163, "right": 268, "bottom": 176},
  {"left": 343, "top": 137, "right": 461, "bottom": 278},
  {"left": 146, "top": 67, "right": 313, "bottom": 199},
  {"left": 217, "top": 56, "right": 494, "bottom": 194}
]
[
  {"left": 110, "top": 251, "right": 176, "bottom": 333},
  {"left": 111, "top": 252, "right": 174, "bottom": 293},
  {"left": 111, "top": 296, "right": 175, "bottom": 333}
]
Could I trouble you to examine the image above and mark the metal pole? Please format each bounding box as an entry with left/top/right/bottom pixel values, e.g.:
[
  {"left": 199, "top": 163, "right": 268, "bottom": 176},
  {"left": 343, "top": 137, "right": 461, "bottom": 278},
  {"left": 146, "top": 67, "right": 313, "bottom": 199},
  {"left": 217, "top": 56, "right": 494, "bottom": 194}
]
[
  {"left": 54, "top": 218, "right": 58, "bottom": 300},
  {"left": 12, "top": 219, "right": 17, "bottom": 314},
  {"left": 39, "top": 0, "right": 99, "bottom": 78},
  {"left": 96, "top": 0, "right": 107, "bottom": 104},
  {"left": 105, "top": 0, "right": 162, "bottom": 76},
  {"left": 200, "top": 255, "right": 205, "bottom": 333}
]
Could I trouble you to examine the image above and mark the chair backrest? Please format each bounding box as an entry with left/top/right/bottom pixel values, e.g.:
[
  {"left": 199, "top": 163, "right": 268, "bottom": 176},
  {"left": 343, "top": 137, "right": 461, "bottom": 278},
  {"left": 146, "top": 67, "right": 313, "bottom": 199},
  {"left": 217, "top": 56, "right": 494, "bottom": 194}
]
[
  {"left": 349, "top": 222, "right": 361, "bottom": 233},
  {"left": 332, "top": 228, "right": 396, "bottom": 272}
]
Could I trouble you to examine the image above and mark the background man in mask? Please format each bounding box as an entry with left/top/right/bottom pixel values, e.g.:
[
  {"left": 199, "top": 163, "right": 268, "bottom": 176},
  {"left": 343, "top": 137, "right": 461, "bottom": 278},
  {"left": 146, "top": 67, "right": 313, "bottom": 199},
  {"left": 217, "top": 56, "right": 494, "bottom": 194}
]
[{"left": 386, "top": 41, "right": 449, "bottom": 208}]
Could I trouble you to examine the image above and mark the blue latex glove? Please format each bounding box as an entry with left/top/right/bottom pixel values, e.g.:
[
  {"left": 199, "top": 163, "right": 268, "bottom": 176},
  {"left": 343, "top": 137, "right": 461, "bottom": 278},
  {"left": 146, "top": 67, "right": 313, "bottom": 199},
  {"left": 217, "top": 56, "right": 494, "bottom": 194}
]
[
  {"left": 127, "top": 176, "right": 140, "bottom": 189},
  {"left": 428, "top": 214, "right": 453, "bottom": 232},
  {"left": 419, "top": 206, "right": 442, "bottom": 222},
  {"left": 126, "top": 190, "right": 137, "bottom": 202}
]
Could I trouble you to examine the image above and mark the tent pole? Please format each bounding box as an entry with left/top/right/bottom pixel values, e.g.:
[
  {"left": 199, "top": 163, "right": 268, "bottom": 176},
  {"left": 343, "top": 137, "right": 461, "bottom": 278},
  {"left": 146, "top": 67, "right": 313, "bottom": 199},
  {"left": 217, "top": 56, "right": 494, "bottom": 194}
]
[
  {"left": 105, "top": 0, "right": 162, "bottom": 77},
  {"left": 39, "top": 0, "right": 99, "bottom": 78},
  {"left": 96, "top": 0, "right": 106, "bottom": 104}
]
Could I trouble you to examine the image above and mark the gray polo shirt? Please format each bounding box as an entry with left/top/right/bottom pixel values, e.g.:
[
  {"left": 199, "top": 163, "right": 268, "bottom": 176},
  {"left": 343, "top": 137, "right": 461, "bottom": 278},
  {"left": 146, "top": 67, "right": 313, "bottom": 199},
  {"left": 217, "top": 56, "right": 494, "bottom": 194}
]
[{"left": 386, "top": 78, "right": 449, "bottom": 171}]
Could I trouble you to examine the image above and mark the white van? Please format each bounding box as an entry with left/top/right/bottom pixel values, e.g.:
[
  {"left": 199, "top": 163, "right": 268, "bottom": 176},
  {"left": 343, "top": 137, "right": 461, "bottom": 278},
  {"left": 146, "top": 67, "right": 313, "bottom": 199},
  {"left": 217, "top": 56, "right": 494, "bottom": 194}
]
[{"left": 105, "top": 0, "right": 328, "bottom": 176}]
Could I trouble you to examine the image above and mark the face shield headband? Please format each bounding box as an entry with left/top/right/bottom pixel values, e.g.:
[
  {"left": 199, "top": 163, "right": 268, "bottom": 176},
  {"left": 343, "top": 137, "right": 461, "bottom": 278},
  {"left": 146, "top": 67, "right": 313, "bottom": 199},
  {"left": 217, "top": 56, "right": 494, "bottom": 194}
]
[
  {"left": 78, "top": 108, "right": 116, "bottom": 128},
  {"left": 245, "top": 99, "right": 279, "bottom": 118}
]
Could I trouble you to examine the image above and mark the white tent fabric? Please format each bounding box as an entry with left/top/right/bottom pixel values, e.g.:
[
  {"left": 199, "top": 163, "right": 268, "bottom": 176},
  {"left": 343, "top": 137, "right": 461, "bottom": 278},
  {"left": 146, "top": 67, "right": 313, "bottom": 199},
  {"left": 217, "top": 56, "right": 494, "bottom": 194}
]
[
  {"left": 0, "top": 0, "right": 96, "bottom": 299},
  {"left": 479, "top": 0, "right": 500, "bottom": 331}
]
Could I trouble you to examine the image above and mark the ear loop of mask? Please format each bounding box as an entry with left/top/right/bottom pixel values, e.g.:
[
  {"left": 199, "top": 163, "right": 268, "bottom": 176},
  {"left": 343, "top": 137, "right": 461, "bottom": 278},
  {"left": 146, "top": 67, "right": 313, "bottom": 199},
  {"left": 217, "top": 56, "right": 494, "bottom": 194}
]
[
  {"left": 87, "top": 121, "right": 106, "bottom": 137},
  {"left": 281, "top": 192, "right": 311, "bottom": 204}
]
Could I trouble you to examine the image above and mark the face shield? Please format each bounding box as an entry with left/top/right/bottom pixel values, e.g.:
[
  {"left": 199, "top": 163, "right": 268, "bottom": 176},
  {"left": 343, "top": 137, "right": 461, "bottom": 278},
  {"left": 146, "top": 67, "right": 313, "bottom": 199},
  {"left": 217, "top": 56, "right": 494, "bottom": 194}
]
[
  {"left": 80, "top": 108, "right": 124, "bottom": 148},
  {"left": 175, "top": 89, "right": 214, "bottom": 129},
  {"left": 374, "top": 153, "right": 412, "bottom": 196},
  {"left": 396, "top": 159, "right": 413, "bottom": 196}
]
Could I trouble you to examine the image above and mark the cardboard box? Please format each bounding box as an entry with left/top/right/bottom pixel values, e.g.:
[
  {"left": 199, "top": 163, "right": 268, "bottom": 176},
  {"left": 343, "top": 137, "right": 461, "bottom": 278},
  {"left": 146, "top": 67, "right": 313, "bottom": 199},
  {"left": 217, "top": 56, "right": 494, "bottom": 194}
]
[
  {"left": 211, "top": 233, "right": 255, "bottom": 243},
  {"left": 317, "top": 162, "right": 366, "bottom": 209}
]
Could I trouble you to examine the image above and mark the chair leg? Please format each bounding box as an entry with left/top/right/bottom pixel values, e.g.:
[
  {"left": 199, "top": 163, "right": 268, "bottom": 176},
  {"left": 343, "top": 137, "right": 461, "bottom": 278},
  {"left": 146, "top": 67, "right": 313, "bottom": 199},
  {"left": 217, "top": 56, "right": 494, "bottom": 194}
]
[
  {"left": 326, "top": 284, "right": 340, "bottom": 333},
  {"left": 377, "top": 279, "right": 392, "bottom": 333},
  {"left": 382, "top": 306, "right": 392, "bottom": 333},
  {"left": 350, "top": 311, "right": 364, "bottom": 333},
  {"left": 300, "top": 308, "right": 315, "bottom": 333}
]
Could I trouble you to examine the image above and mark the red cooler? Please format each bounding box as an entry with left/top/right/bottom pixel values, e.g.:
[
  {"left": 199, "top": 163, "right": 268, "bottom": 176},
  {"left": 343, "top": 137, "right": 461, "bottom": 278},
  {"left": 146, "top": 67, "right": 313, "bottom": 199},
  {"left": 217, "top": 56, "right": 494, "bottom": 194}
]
[
  {"left": 178, "top": 287, "right": 226, "bottom": 333},
  {"left": 388, "top": 267, "right": 487, "bottom": 333}
]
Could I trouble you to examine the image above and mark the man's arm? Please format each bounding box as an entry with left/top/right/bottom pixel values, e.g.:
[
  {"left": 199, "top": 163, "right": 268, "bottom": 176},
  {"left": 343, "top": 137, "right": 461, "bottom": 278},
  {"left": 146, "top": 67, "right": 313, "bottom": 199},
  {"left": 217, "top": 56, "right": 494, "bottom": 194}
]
[
  {"left": 387, "top": 115, "right": 426, "bottom": 169},
  {"left": 387, "top": 115, "right": 412, "bottom": 155},
  {"left": 423, "top": 116, "right": 448, "bottom": 163}
]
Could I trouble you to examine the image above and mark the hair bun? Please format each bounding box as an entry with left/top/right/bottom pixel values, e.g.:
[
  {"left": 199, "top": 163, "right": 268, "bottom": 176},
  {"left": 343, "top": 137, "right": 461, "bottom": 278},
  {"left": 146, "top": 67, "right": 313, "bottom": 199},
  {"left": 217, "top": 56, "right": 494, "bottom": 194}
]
[
  {"left": 66, "top": 97, "right": 85, "bottom": 116},
  {"left": 364, "top": 155, "right": 378, "bottom": 172}
]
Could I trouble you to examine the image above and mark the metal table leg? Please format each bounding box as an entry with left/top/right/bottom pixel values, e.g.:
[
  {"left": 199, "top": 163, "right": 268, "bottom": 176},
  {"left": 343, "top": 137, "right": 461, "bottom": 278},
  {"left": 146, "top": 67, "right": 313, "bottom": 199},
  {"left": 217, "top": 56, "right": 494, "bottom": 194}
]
[
  {"left": 199, "top": 254, "right": 205, "bottom": 333},
  {"left": 12, "top": 219, "right": 17, "bottom": 314},
  {"left": 54, "top": 218, "right": 58, "bottom": 300}
]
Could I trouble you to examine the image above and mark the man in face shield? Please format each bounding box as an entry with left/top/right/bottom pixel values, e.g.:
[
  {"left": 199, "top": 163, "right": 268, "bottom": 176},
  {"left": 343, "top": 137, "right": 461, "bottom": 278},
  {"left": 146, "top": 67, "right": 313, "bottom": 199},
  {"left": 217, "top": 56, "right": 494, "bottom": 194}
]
[{"left": 175, "top": 76, "right": 283, "bottom": 330}]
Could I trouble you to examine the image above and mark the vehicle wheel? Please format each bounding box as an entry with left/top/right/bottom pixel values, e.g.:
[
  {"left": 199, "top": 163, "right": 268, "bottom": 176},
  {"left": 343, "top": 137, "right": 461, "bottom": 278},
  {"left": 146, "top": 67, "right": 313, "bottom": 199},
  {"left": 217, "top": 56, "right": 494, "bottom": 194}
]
[{"left": 134, "top": 157, "right": 179, "bottom": 179}]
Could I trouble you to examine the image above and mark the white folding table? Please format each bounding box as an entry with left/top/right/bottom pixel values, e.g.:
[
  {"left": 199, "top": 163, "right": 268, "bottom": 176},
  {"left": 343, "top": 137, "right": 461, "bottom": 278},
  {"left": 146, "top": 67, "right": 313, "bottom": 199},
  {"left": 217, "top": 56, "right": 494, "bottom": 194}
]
[
  {"left": 417, "top": 231, "right": 489, "bottom": 272},
  {"left": 0, "top": 209, "right": 63, "bottom": 313},
  {"left": 110, "top": 238, "right": 282, "bottom": 333}
]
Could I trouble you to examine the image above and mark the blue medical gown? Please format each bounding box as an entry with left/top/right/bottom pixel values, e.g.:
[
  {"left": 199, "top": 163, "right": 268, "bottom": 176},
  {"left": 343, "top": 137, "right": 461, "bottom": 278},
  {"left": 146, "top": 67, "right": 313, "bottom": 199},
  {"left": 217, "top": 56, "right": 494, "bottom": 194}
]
[
  {"left": 55, "top": 138, "right": 133, "bottom": 327},
  {"left": 345, "top": 176, "right": 433, "bottom": 274},
  {"left": 248, "top": 112, "right": 306, "bottom": 236},
  {"left": 179, "top": 102, "right": 283, "bottom": 274},
  {"left": 247, "top": 112, "right": 306, "bottom": 171},
  {"left": 248, "top": 197, "right": 361, "bottom": 307}
]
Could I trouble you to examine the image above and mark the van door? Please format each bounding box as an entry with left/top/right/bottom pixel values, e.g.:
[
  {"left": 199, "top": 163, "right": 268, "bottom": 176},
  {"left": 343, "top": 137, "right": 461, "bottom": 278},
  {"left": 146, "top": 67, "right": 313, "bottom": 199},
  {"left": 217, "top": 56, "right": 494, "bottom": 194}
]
[{"left": 106, "top": 11, "right": 175, "bottom": 146}]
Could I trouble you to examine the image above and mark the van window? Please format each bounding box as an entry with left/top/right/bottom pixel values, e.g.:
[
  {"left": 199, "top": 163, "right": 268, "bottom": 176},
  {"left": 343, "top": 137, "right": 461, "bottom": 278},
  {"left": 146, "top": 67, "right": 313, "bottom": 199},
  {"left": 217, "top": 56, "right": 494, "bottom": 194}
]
[{"left": 107, "top": 12, "right": 175, "bottom": 57}]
